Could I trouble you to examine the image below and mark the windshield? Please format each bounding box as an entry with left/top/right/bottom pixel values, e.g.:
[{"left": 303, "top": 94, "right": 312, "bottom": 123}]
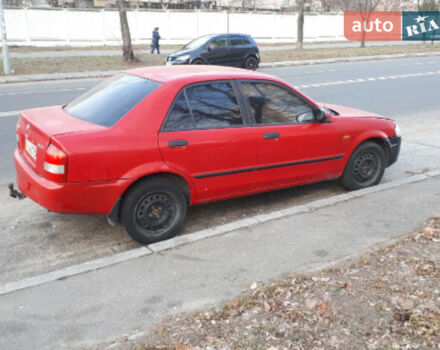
[
  {"left": 64, "top": 74, "right": 161, "bottom": 127},
  {"left": 182, "top": 35, "right": 212, "bottom": 50}
]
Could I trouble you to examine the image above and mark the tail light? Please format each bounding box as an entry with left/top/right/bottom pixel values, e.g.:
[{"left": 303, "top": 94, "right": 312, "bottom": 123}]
[{"left": 44, "top": 143, "right": 67, "bottom": 182}]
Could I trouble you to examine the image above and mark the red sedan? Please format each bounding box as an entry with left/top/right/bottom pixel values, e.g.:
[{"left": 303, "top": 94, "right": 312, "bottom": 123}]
[{"left": 13, "top": 66, "right": 401, "bottom": 244}]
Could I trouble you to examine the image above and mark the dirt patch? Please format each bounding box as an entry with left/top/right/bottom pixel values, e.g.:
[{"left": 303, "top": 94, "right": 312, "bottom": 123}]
[{"left": 115, "top": 218, "right": 440, "bottom": 350}]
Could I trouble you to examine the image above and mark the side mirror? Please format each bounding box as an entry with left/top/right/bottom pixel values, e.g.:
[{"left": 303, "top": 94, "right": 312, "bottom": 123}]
[
  {"left": 208, "top": 44, "right": 215, "bottom": 51},
  {"left": 315, "top": 108, "right": 329, "bottom": 123}
]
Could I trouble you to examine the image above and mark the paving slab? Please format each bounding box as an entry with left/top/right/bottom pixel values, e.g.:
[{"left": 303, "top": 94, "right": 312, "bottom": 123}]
[{"left": 0, "top": 174, "right": 439, "bottom": 350}]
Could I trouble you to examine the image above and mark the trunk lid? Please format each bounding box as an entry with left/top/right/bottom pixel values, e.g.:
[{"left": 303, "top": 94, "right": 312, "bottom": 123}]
[{"left": 16, "top": 105, "right": 104, "bottom": 176}]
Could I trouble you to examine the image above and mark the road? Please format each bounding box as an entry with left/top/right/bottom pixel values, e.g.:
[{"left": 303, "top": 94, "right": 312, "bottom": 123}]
[{"left": 0, "top": 55, "right": 439, "bottom": 285}]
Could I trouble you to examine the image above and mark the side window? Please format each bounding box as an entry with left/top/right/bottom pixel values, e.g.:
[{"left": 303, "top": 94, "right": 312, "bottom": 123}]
[
  {"left": 230, "top": 37, "right": 243, "bottom": 46},
  {"left": 164, "top": 92, "right": 193, "bottom": 131},
  {"left": 210, "top": 38, "right": 227, "bottom": 48},
  {"left": 242, "top": 37, "right": 251, "bottom": 45},
  {"left": 187, "top": 83, "right": 242, "bottom": 129},
  {"left": 240, "top": 82, "right": 315, "bottom": 125},
  {"left": 164, "top": 82, "right": 243, "bottom": 131}
]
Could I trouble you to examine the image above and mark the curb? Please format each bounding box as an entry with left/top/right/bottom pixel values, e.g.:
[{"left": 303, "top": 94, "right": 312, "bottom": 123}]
[
  {"left": 2, "top": 51, "right": 440, "bottom": 84},
  {"left": 0, "top": 169, "right": 439, "bottom": 297},
  {"left": 259, "top": 51, "right": 440, "bottom": 68},
  {"left": 0, "top": 70, "right": 120, "bottom": 84}
]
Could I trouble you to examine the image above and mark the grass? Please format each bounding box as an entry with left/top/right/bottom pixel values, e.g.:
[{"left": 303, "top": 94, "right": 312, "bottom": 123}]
[
  {"left": 2, "top": 55, "right": 166, "bottom": 75},
  {"left": 1, "top": 43, "right": 440, "bottom": 76}
]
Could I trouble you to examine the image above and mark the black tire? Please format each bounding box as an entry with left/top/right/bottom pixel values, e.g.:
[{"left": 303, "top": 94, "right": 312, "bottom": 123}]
[
  {"left": 192, "top": 59, "right": 204, "bottom": 65},
  {"left": 243, "top": 56, "right": 258, "bottom": 70},
  {"left": 121, "top": 178, "right": 187, "bottom": 244},
  {"left": 341, "top": 142, "right": 386, "bottom": 191}
]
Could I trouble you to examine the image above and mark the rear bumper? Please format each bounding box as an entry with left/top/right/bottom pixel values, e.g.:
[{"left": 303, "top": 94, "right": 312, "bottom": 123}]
[
  {"left": 385, "top": 136, "right": 401, "bottom": 166},
  {"left": 14, "top": 149, "right": 133, "bottom": 215}
]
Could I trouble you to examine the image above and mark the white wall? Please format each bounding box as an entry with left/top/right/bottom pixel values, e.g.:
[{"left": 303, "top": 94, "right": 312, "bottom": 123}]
[{"left": 4, "top": 8, "right": 346, "bottom": 47}]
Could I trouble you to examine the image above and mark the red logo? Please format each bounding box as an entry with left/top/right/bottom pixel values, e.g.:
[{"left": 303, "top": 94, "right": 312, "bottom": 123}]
[{"left": 344, "top": 12, "right": 402, "bottom": 41}]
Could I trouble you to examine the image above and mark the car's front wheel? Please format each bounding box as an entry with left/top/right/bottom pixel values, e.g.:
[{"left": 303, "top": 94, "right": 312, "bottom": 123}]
[
  {"left": 121, "top": 178, "right": 187, "bottom": 244},
  {"left": 192, "top": 59, "right": 204, "bottom": 65},
  {"left": 341, "top": 142, "right": 386, "bottom": 191},
  {"left": 244, "top": 56, "right": 258, "bottom": 70}
]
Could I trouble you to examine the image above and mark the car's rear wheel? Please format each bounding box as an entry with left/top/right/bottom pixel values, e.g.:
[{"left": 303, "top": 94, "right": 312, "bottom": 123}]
[
  {"left": 244, "top": 56, "right": 258, "bottom": 70},
  {"left": 121, "top": 178, "right": 187, "bottom": 244},
  {"left": 192, "top": 59, "right": 204, "bottom": 65},
  {"left": 341, "top": 142, "right": 386, "bottom": 191}
]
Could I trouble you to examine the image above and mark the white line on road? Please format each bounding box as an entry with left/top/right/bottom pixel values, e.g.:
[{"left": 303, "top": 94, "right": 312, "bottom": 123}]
[
  {"left": 299, "top": 70, "right": 440, "bottom": 89},
  {"left": 0, "top": 111, "right": 19, "bottom": 118},
  {"left": 1, "top": 169, "right": 439, "bottom": 297},
  {"left": 0, "top": 87, "right": 86, "bottom": 97}
]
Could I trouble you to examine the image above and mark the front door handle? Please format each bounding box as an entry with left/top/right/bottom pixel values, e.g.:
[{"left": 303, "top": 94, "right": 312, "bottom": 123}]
[
  {"left": 263, "top": 132, "right": 280, "bottom": 139},
  {"left": 168, "top": 139, "right": 188, "bottom": 147}
]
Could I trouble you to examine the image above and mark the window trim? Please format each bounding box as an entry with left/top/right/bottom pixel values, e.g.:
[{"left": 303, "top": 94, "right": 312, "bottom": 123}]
[
  {"left": 236, "top": 79, "right": 327, "bottom": 126},
  {"left": 160, "top": 80, "right": 252, "bottom": 132}
]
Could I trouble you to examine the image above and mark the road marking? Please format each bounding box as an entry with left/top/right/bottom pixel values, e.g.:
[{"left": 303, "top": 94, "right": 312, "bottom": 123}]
[
  {"left": 0, "top": 111, "right": 19, "bottom": 118},
  {"left": 1, "top": 169, "right": 439, "bottom": 296},
  {"left": 299, "top": 70, "right": 440, "bottom": 89},
  {"left": 0, "top": 87, "right": 86, "bottom": 97}
]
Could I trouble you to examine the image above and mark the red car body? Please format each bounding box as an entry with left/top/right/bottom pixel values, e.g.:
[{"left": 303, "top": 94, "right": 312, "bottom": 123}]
[{"left": 14, "top": 66, "right": 401, "bottom": 243}]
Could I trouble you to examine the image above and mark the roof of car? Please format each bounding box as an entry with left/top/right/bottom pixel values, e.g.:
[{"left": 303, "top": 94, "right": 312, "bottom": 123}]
[{"left": 128, "top": 65, "right": 275, "bottom": 84}]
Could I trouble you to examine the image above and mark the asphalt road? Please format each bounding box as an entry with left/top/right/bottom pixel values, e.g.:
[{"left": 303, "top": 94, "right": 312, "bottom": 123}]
[{"left": 0, "top": 56, "right": 439, "bottom": 284}]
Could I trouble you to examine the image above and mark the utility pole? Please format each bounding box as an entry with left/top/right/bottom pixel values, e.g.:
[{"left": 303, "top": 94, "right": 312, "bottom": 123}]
[{"left": 0, "top": 0, "right": 12, "bottom": 75}]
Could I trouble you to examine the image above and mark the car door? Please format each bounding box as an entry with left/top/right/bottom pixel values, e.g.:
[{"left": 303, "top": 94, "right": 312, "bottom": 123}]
[
  {"left": 205, "top": 36, "right": 231, "bottom": 66},
  {"left": 238, "top": 80, "right": 345, "bottom": 188},
  {"left": 159, "top": 81, "right": 258, "bottom": 202},
  {"left": 229, "top": 36, "right": 248, "bottom": 67}
]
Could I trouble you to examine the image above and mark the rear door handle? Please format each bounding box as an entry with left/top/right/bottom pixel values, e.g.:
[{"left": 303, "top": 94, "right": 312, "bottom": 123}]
[
  {"left": 263, "top": 132, "right": 280, "bottom": 139},
  {"left": 168, "top": 139, "right": 188, "bottom": 147}
]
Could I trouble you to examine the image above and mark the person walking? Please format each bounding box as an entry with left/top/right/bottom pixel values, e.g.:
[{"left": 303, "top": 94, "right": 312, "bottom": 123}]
[{"left": 151, "top": 27, "right": 161, "bottom": 54}]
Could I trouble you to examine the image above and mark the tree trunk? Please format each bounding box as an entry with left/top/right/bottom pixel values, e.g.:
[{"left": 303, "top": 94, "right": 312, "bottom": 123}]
[
  {"left": 296, "top": 0, "right": 304, "bottom": 50},
  {"left": 118, "top": 0, "right": 135, "bottom": 63}
]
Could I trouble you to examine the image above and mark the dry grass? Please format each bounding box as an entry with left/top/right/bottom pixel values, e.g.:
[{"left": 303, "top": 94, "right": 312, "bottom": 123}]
[{"left": 1, "top": 55, "right": 166, "bottom": 75}]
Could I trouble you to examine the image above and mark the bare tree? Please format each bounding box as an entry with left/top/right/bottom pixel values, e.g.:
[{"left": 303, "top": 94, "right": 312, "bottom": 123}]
[
  {"left": 418, "top": 0, "right": 439, "bottom": 10},
  {"left": 117, "top": 0, "right": 135, "bottom": 63},
  {"left": 337, "top": 0, "right": 382, "bottom": 47},
  {"left": 320, "top": 0, "right": 344, "bottom": 12},
  {"left": 296, "top": 0, "right": 305, "bottom": 50}
]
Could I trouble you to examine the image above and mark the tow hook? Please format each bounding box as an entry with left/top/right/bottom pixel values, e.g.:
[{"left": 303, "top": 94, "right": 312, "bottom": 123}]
[{"left": 8, "top": 183, "right": 26, "bottom": 200}]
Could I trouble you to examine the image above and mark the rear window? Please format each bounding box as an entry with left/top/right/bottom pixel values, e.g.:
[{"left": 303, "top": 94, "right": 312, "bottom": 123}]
[{"left": 64, "top": 74, "right": 161, "bottom": 127}]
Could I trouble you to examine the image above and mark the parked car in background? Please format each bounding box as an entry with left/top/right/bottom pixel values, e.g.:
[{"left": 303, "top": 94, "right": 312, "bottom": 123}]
[
  {"left": 13, "top": 66, "right": 401, "bottom": 246},
  {"left": 165, "top": 33, "right": 260, "bottom": 70}
]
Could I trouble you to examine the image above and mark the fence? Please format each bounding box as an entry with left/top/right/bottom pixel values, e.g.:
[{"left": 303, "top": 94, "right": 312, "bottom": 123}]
[{"left": 4, "top": 8, "right": 345, "bottom": 46}]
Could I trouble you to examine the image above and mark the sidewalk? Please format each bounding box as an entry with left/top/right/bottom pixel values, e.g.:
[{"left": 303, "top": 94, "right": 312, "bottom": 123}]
[
  {"left": 8, "top": 41, "right": 419, "bottom": 59},
  {"left": 1, "top": 171, "right": 439, "bottom": 350}
]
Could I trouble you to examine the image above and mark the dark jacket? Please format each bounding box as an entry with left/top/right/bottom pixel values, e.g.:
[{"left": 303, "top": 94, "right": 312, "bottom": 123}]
[{"left": 152, "top": 29, "right": 161, "bottom": 46}]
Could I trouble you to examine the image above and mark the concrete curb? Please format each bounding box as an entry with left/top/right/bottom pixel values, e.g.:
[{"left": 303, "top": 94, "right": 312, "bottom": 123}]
[
  {"left": 0, "top": 247, "right": 153, "bottom": 296},
  {"left": 259, "top": 51, "right": 440, "bottom": 68},
  {"left": 0, "top": 70, "right": 120, "bottom": 84},
  {"left": 1, "top": 51, "right": 440, "bottom": 84},
  {"left": 0, "top": 170, "right": 438, "bottom": 296}
]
